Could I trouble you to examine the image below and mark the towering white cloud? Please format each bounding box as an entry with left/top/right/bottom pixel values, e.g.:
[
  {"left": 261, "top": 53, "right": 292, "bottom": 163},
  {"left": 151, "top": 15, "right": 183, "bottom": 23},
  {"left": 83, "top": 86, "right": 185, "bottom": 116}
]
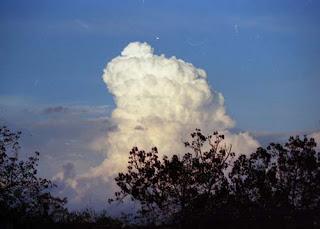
[
  {"left": 60, "top": 42, "right": 259, "bottom": 210},
  {"left": 86, "top": 41, "right": 259, "bottom": 178}
]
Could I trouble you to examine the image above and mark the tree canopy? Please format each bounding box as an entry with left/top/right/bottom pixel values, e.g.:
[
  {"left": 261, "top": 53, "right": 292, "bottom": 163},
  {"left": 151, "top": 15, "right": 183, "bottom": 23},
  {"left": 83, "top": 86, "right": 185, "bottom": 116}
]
[
  {"left": 112, "top": 129, "right": 320, "bottom": 228},
  {"left": 0, "top": 126, "right": 67, "bottom": 224},
  {"left": 1, "top": 125, "right": 319, "bottom": 228}
]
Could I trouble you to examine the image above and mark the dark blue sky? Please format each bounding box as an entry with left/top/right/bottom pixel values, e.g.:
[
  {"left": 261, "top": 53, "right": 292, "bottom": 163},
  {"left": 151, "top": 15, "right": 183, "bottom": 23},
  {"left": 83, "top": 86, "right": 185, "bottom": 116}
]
[{"left": 1, "top": 0, "right": 320, "bottom": 132}]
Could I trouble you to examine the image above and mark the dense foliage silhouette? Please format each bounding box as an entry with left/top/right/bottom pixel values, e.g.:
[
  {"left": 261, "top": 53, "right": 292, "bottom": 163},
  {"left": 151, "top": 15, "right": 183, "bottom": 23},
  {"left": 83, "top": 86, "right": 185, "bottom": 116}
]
[
  {"left": 0, "top": 126, "right": 123, "bottom": 229},
  {"left": 228, "top": 135, "right": 320, "bottom": 228},
  {"left": 1, "top": 126, "right": 319, "bottom": 228},
  {"left": 112, "top": 129, "right": 320, "bottom": 228},
  {"left": 110, "top": 129, "right": 234, "bottom": 225},
  {"left": 0, "top": 126, "right": 68, "bottom": 224}
]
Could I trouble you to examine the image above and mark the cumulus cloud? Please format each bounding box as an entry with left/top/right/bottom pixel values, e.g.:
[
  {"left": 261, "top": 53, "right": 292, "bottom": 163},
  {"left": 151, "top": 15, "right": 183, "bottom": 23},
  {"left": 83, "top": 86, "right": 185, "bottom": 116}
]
[
  {"left": 71, "top": 42, "right": 258, "bottom": 182},
  {"left": 0, "top": 42, "right": 261, "bottom": 211},
  {"left": 52, "top": 41, "right": 260, "bottom": 211},
  {"left": 92, "top": 42, "right": 258, "bottom": 176}
]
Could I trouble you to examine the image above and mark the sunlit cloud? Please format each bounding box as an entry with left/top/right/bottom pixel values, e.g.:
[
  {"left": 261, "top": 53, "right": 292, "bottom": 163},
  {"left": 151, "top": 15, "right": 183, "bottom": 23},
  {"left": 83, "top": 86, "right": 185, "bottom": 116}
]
[{"left": 59, "top": 42, "right": 259, "bottom": 210}]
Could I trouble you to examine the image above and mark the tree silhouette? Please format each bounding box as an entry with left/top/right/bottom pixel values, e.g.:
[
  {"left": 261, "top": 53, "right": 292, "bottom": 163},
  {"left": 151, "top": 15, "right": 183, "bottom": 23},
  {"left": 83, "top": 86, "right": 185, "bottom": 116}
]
[
  {"left": 0, "top": 126, "right": 67, "bottom": 224},
  {"left": 229, "top": 135, "right": 320, "bottom": 227},
  {"left": 111, "top": 129, "right": 234, "bottom": 225},
  {"left": 112, "top": 130, "right": 320, "bottom": 228},
  {"left": 3, "top": 124, "right": 318, "bottom": 228}
]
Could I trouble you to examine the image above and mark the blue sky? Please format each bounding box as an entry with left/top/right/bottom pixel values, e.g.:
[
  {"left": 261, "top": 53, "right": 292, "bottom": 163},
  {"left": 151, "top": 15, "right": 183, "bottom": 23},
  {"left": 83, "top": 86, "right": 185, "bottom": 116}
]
[{"left": 1, "top": 0, "right": 320, "bottom": 132}]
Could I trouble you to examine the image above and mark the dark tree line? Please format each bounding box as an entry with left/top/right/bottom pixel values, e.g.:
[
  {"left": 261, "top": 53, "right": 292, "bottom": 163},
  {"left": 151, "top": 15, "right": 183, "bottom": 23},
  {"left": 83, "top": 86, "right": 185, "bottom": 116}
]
[
  {"left": 112, "top": 129, "right": 320, "bottom": 228},
  {"left": 1, "top": 125, "right": 319, "bottom": 228},
  {"left": 0, "top": 126, "right": 68, "bottom": 224},
  {"left": 0, "top": 126, "right": 123, "bottom": 229}
]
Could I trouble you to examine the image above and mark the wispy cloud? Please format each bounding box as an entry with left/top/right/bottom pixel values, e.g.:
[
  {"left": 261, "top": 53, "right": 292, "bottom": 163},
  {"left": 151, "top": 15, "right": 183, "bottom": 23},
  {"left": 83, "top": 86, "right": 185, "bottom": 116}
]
[
  {"left": 42, "top": 106, "right": 70, "bottom": 114},
  {"left": 74, "top": 19, "right": 90, "bottom": 29}
]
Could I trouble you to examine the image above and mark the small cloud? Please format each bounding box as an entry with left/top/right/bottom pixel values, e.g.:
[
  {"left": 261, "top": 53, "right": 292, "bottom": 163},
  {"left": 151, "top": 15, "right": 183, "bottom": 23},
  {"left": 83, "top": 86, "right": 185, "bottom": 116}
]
[
  {"left": 41, "top": 105, "right": 111, "bottom": 116},
  {"left": 185, "top": 37, "right": 207, "bottom": 47},
  {"left": 34, "top": 79, "right": 39, "bottom": 87},
  {"left": 234, "top": 24, "right": 239, "bottom": 34},
  {"left": 74, "top": 19, "right": 89, "bottom": 29},
  {"left": 43, "top": 106, "right": 69, "bottom": 114}
]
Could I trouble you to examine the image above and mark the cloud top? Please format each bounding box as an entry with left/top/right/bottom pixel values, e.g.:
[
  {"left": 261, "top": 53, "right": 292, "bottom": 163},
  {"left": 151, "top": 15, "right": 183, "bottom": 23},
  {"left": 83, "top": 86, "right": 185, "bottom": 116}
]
[
  {"left": 121, "top": 42, "right": 154, "bottom": 58},
  {"left": 96, "top": 41, "right": 258, "bottom": 177}
]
